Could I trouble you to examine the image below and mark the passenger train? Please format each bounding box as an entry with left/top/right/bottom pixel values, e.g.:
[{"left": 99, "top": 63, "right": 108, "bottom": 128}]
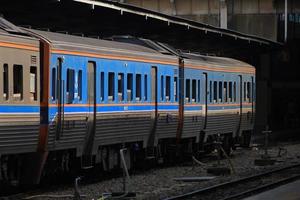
[{"left": 0, "top": 17, "right": 255, "bottom": 185}]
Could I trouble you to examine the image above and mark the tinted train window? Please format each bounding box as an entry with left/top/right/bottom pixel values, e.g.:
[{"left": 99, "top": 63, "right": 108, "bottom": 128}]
[
  {"left": 136, "top": 74, "right": 141, "bottom": 101},
  {"left": 118, "top": 73, "right": 124, "bottom": 101},
  {"left": 67, "top": 68, "right": 75, "bottom": 104},
  {"left": 166, "top": 76, "right": 171, "bottom": 101},
  {"left": 213, "top": 81, "right": 217, "bottom": 103},
  {"left": 30, "top": 66, "right": 37, "bottom": 101},
  {"left": 224, "top": 82, "right": 228, "bottom": 102},
  {"left": 185, "top": 79, "right": 190, "bottom": 102},
  {"left": 247, "top": 82, "right": 251, "bottom": 102},
  {"left": 233, "top": 82, "right": 236, "bottom": 102},
  {"left": 3, "top": 64, "right": 8, "bottom": 100},
  {"left": 192, "top": 79, "right": 196, "bottom": 103},
  {"left": 229, "top": 82, "right": 233, "bottom": 102},
  {"left": 100, "top": 72, "right": 104, "bottom": 101},
  {"left": 161, "top": 76, "right": 164, "bottom": 101},
  {"left": 78, "top": 70, "right": 82, "bottom": 101},
  {"left": 144, "top": 75, "right": 148, "bottom": 101},
  {"left": 51, "top": 68, "right": 56, "bottom": 101},
  {"left": 108, "top": 72, "right": 115, "bottom": 102},
  {"left": 244, "top": 82, "right": 246, "bottom": 102},
  {"left": 210, "top": 81, "right": 212, "bottom": 103},
  {"left": 13, "top": 65, "right": 23, "bottom": 100},
  {"left": 174, "top": 77, "right": 178, "bottom": 102},
  {"left": 218, "top": 81, "right": 222, "bottom": 102},
  {"left": 127, "top": 74, "right": 133, "bottom": 101},
  {"left": 198, "top": 80, "right": 200, "bottom": 103}
]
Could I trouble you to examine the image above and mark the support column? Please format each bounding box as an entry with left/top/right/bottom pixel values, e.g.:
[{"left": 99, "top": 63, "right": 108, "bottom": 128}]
[{"left": 220, "top": 0, "right": 227, "bottom": 29}]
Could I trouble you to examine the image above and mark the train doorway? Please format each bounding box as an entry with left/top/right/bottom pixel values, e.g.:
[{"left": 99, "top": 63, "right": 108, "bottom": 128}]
[
  {"left": 84, "top": 61, "right": 96, "bottom": 155},
  {"left": 203, "top": 73, "right": 208, "bottom": 129},
  {"left": 55, "top": 57, "right": 63, "bottom": 140}
]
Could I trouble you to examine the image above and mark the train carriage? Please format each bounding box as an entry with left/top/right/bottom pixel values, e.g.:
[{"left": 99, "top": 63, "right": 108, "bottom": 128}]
[{"left": 0, "top": 17, "right": 255, "bottom": 185}]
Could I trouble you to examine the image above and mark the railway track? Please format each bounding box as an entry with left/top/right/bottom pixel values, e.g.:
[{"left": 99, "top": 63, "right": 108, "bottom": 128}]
[{"left": 163, "top": 163, "right": 300, "bottom": 200}]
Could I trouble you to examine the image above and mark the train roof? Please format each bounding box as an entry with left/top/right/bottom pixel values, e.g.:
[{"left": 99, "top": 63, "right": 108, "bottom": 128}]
[
  {"left": 26, "top": 29, "right": 179, "bottom": 58},
  {"left": 183, "top": 52, "right": 255, "bottom": 72}
]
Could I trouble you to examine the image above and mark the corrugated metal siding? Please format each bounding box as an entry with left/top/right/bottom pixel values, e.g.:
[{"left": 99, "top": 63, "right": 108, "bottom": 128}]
[
  {"left": 94, "top": 112, "right": 151, "bottom": 145},
  {"left": 156, "top": 111, "right": 178, "bottom": 139},
  {"left": 0, "top": 115, "right": 39, "bottom": 154}
]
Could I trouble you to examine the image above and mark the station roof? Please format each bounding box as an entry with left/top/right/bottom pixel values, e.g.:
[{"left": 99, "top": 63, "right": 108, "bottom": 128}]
[{"left": 0, "top": 0, "right": 281, "bottom": 59}]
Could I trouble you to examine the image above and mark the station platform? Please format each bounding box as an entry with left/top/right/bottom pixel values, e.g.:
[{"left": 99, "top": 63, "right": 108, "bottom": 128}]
[{"left": 243, "top": 179, "right": 300, "bottom": 200}]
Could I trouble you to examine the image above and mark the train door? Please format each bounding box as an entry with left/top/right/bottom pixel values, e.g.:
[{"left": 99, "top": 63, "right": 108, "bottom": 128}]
[
  {"left": 83, "top": 62, "right": 96, "bottom": 155},
  {"left": 147, "top": 66, "right": 158, "bottom": 147},
  {"left": 237, "top": 75, "right": 243, "bottom": 131},
  {"left": 202, "top": 73, "right": 208, "bottom": 129},
  {"left": 251, "top": 76, "right": 254, "bottom": 123},
  {"left": 55, "top": 57, "right": 63, "bottom": 140}
]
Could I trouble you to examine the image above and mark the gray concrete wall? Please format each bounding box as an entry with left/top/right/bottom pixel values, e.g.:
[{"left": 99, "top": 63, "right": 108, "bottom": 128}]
[{"left": 123, "top": 0, "right": 278, "bottom": 40}]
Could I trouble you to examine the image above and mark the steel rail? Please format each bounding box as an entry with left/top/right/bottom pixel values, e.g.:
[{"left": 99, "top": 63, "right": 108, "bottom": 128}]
[{"left": 163, "top": 163, "right": 300, "bottom": 200}]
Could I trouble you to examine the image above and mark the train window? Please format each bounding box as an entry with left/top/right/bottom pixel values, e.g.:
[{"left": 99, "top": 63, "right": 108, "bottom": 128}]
[
  {"left": 51, "top": 68, "right": 56, "bottom": 101},
  {"left": 218, "top": 81, "right": 222, "bottom": 102},
  {"left": 118, "top": 73, "right": 124, "bottom": 101},
  {"left": 192, "top": 79, "right": 196, "bottom": 103},
  {"left": 166, "top": 76, "right": 171, "bottom": 101},
  {"left": 30, "top": 66, "right": 37, "bottom": 101},
  {"left": 66, "top": 68, "right": 75, "bottom": 104},
  {"left": 244, "top": 82, "right": 246, "bottom": 101},
  {"left": 233, "top": 82, "right": 236, "bottom": 102},
  {"left": 3, "top": 64, "right": 8, "bottom": 100},
  {"left": 161, "top": 76, "right": 164, "bottom": 101},
  {"left": 144, "top": 75, "right": 148, "bottom": 101},
  {"left": 213, "top": 81, "right": 217, "bottom": 103},
  {"left": 210, "top": 81, "right": 212, "bottom": 103},
  {"left": 229, "top": 82, "right": 233, "bottom": 102},
  {"left": 174, "top": 77, "right": 178, "bottom": 102},
  {"left": 127, "top": 73, "right": 133, "bottom": 102},
  {"left": 108, "top": 72, "right": 115, "bottom": 102},
  {"left": 185, "top": 79, "right": 190, "bottom": 102},
  {"left": 197, "top": 80, "right": 200, "bottom": 103},
  {"left": 224, "top": 82, "right": 228, "bottom": 102},
  {"left": 13, "top": 65, "right": 23, "bottom": 100},
  {"left": 78, "top": 70, "right": 82, "bottom": 101},
  {"left": 136, "top": 74, "right": 141, "bottom": 101},
  {"left": 247, "top": 82, "right": 251, "bottom": 102},
  {"left": 100, "top": 72, "right": 104, "bottom": 101}
]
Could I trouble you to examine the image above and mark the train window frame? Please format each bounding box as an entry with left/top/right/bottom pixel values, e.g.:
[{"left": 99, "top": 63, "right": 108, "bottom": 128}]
[
  {"left": 108, "top": 72, "right": 115, "bottom": 102},
  {"left": 213, "top": 81, "right": 217, "bottom": 103},
  {"left": 66, "top": 68, "right": 75, "bottom": 104},
  {"left": 100, "top": 72, "right": 104, "bottom": 102},
  {"left": 3, "top": 64, "right": 9, "bottom": 101},
  {"left": 229, "top": 82, "right": 233, "bottom": 102},
  {"left": 30, "top": 66, "right": 37, "bottom": 101},
  {"left": 166, "top": 76, "right": 171, "bottom": 102},
  {"left": 192, "top": 79, "right": 196, "bottom": 103},
  {"left": 136, "top": 74, "right": 141, "bottom": 102},
  {"left": 13, "top": 64, "right": 23, "bottom": 101},
  {"left": 210, "top": 81, "right": 212, "bottom": 103},
  {"left": 247, "top": 82, "right": 251, "bottom": 102},
  {"left": 197, "top": 80, "right": 201, "bottom": 103},
  {"left": 185, "top": 79, "right": 191, "bottom": 103},
  {"left": 223, "top": 82, "right": 228, "bottom": 103},
  {"left": 118, "top": 73, "right": 124, "bottom": 102},
  {"left": 233, "top": 82, "right": 237, "bottom": 102},
  {"left": 244, "top": 82, "right": 247, "bottom": 102},
  {"left": 51, "top": 68, "right": 56, "bottom": 101},
  {"left": 127, "top": 73, "right": 133, "bottom": 102},
  {"left": 174, "top": 77, "right": 178, "bottom": 102},
  {"left": 218, "top": 81, "right": 222, "bottom": 103},
  {"left": 161, "top": 75, "right": 164, "bottom": 101},
  {"left": 78, "top": 70, "right": 82, "bottom": 101},
  {"left": 144, "top": 74, "right": 148, "bottom": 101}
]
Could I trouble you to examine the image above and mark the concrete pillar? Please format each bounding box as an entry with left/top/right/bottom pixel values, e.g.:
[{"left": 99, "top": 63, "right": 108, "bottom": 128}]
[
  {"left": 255, "top": 53, "right": 271, "bottom": 134},
  {"left": 220, "top": 0, "right": 227, "bottom": 29}
]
